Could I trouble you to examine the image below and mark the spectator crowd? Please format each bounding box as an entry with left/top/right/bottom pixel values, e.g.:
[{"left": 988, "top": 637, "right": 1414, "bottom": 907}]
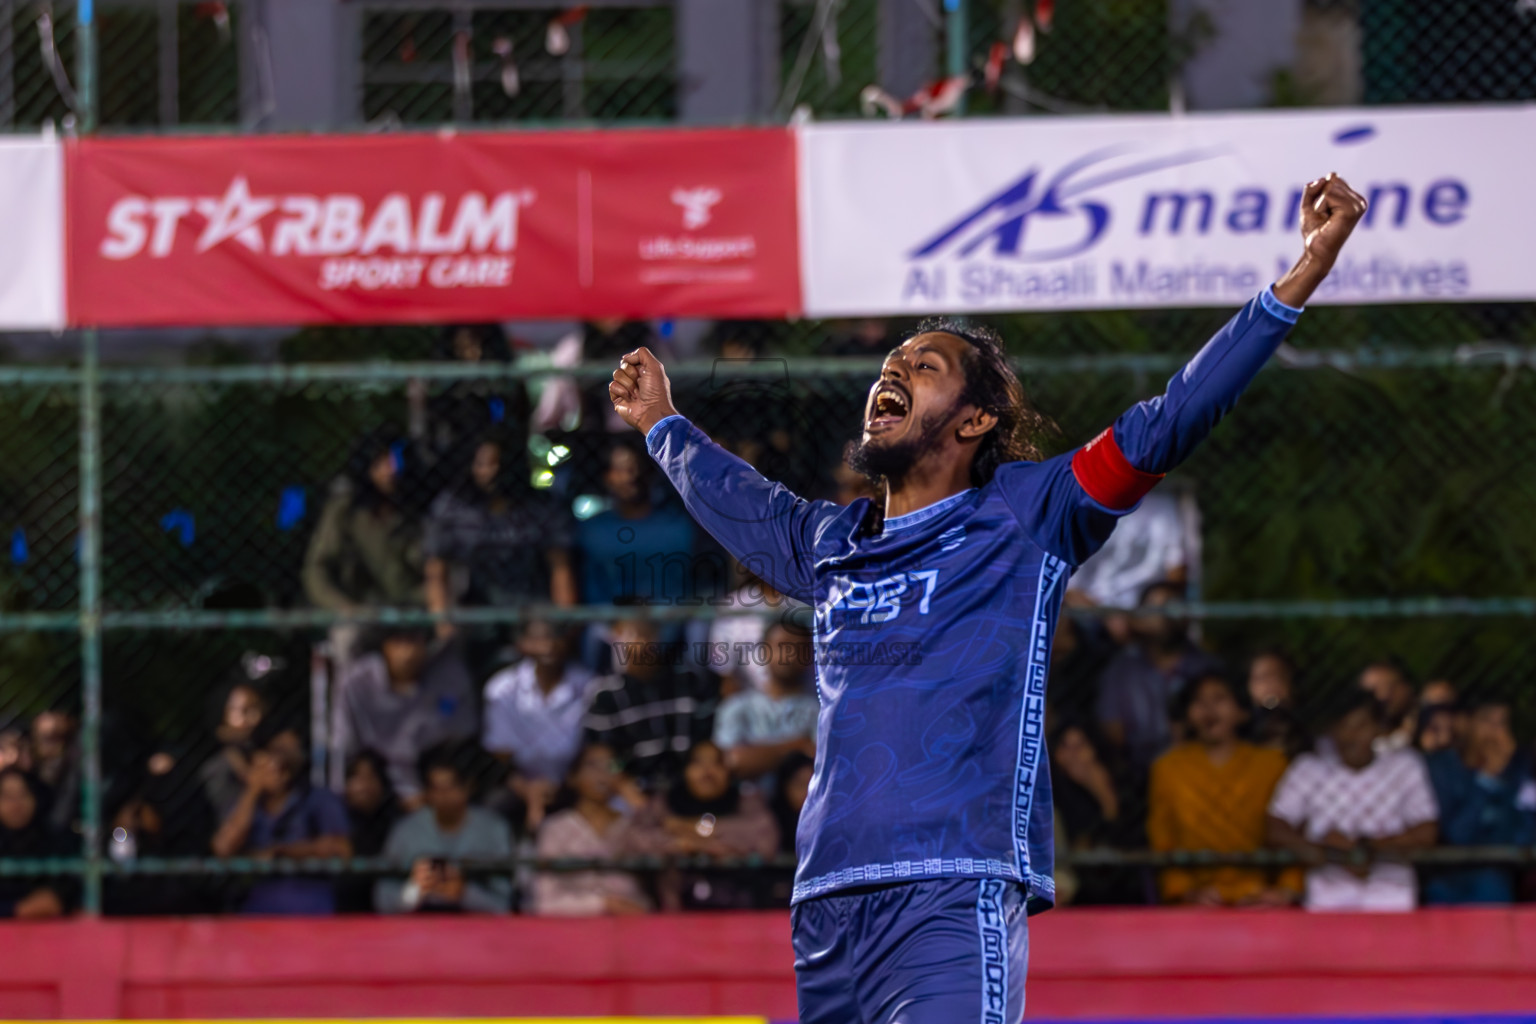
[{"left": 3, "top": 321, "right": 1535, "bottom": 919}]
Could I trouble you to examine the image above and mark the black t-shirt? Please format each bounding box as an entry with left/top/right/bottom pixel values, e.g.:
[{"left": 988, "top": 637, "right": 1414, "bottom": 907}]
[
  {"left": 583, "top": 668, "right": 720, "bottom": 791},
  {"left": 424, "top": 488, "right": 574, "bottom": 604}
]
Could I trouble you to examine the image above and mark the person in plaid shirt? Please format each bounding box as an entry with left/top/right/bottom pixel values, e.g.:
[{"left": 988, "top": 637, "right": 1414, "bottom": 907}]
[{"left": 1268, "top": 689, "right": 1438, "bottom": 911}]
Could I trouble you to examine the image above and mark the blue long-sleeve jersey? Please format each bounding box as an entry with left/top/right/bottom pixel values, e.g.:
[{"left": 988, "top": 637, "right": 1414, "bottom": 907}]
[{"left": 646, "top": 288, "right": 1301, "bottom": 912}]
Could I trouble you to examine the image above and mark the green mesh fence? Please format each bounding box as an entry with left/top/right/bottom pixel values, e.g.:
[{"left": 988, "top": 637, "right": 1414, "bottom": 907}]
[
  {"left": 0, "top": 0, "right": 79, "bottom": 128},
  {"left": 5, "top": 302, "right": 1536, "bottom": 911},
  {"left": 0, "top": 1, "right": 239, "bottom": 130},
  {"left": 361, "top": 4, "right": 678, "bottom": 125},
  {"left": 3, "top": 1, "right": 1535, "bottom": 132}
]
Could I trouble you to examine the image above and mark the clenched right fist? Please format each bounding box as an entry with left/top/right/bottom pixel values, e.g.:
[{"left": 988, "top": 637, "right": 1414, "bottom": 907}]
[{"left": 609, "top": 346, "right": 680, "bottom": 436}]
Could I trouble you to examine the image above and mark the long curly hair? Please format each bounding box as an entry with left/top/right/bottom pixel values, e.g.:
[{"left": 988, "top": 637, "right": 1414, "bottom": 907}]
[{"left": 909, "top": 316, "right": 1052, "bottom": 486}]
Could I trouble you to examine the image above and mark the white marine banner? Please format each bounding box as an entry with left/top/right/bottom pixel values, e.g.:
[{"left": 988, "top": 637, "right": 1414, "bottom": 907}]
[
  {"left": 798, "top": 106, "right": 1536, "bottom": 315},
  {"left": 0, "top": 135, "right": 63, "bottom": 330}
]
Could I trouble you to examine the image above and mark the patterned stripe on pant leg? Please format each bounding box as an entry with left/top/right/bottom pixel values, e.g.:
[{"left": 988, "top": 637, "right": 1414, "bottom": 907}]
[{"left": 976, "top": 878, "right": 1009, "bottom": 1024}]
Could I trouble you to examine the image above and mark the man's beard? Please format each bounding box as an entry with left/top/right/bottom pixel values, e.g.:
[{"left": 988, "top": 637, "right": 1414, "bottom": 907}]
[{"left": 846, "top": 404, "right": 954, "bottom": 484}]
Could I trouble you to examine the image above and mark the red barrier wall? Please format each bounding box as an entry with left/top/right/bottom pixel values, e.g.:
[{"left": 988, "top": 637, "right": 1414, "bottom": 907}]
[{"left": 2, "top": 909, "right": 1534, "bottom": 1020}]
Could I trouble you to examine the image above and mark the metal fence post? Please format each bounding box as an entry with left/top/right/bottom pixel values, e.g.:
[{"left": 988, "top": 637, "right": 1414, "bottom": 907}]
[
  {"left": 78, "top": 0, "right": 96, "bottom": 132},
  {"left": 77, "top": 0, "right": 102, "bottom": 916},
  {"left": 945, "top": 0, "right": 968, "bottom": 115},
  {"left": 78, "top": 330, "right": 103, "bottom": 915}
]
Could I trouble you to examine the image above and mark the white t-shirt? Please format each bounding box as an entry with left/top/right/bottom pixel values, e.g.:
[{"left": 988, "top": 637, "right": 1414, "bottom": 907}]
[
  {"left": 1268, "top": 747, "right": 1439, "bottom": 912},
  {"left": 1067, "top": 490, "right": 1194, "bottom": 608},
  {"left": 481, "top": 660, "right": 595, "bottom": 782},
  {"left": 707, "top": 586, "right": 805, "bottom": 692}
]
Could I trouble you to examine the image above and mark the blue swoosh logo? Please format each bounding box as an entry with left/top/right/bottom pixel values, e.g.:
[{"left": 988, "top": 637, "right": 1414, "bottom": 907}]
[{"left": 910, "top": 145, "right": 1225, "bottom": 263}]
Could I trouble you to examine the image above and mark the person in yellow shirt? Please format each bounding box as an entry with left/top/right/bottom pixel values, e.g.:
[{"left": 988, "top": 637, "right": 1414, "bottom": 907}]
[{"left": 1148, "top": 672, "right": 1300, "bottom": 905}]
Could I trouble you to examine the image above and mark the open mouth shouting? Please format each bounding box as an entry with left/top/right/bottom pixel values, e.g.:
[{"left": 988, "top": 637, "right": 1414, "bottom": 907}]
[{"left": 866, "top": 380, "right": 910, "bottom": 434}]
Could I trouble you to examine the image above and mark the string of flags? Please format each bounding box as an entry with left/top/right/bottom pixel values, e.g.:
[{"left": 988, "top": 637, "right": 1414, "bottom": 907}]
[
  {"left": 545, "top": 5, "right": 590, "bottom": 58},
  {"left": 193, "top": 2, "right": 232, "bottom": 44},
  {"left": 505, "top": 5, "right": 593, "bottom": 98},
  {"left": 860, "top": 0, "right": 1055, "bottom": 119},
  {"left": 492, "top": 36, "right": 519, "bottom": 98},
  {"left": 407, "top": 5, "right": 594, "bottom": 101},
  {"left": 388, "top": 0, "right": 1068, "bottom": 115}
]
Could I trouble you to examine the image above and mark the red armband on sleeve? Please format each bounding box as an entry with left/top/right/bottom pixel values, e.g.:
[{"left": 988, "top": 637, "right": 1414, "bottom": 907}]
[{"left": 1071, "top": 428, "right": 1164, "bottom": 510}]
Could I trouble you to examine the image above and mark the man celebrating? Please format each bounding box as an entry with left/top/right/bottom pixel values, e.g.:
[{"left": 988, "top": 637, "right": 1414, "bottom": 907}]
[{"left": 610, "top": 174, "right": 1366, "bottom": 1023}]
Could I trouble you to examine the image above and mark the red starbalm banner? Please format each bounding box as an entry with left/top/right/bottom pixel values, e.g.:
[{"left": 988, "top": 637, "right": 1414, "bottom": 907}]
[{"left": 67, "top": 129, "right": 801, "bottom": 327}]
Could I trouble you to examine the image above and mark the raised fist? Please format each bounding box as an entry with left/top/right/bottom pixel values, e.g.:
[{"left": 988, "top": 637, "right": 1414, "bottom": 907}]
[
  {"left": 1299, "top": 172, "right": 1368, "bottom": 269},
  {"left": 609, "top": 346, "right": 680, "bottom": 435}
]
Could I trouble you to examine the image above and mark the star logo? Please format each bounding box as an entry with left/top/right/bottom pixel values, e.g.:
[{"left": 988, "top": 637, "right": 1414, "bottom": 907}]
[{"left": 194, "top": 176, "right": 277, "bottom": 253}]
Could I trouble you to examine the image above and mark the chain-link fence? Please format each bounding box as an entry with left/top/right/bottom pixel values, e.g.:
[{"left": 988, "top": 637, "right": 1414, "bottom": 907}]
[
  {"left": 6, "top": 298, "right": 1536, "bottom": 913},
  {"left": 2, "top": 1, "right": 1536, "bottom": 132},
  {"left": 0, "top": 0, "right": 239, "bottom": 130}
]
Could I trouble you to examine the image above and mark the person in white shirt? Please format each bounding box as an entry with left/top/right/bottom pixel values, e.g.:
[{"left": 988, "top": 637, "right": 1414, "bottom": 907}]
[
  {"left": 1066, "top": 488, "right": 1195, "bottom": 610},
  {"left": 1267, "top": 690, "right": 1438, "bottom": 911},
  {"left": 482, "top": 620, "right": 595, "bottom": 832},
  {"left": 707, "top": 571, "right": 804, "bottom": 695}
]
